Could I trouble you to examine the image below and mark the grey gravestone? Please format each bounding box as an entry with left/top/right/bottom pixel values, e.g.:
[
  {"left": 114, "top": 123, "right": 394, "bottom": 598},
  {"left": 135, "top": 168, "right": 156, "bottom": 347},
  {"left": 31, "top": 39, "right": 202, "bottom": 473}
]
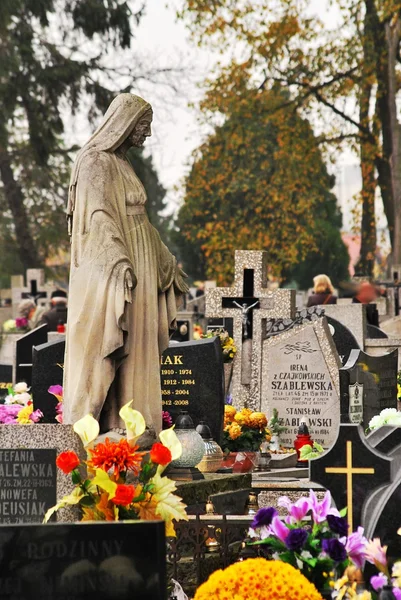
[
  {"left": 0, "top": 365, "right": 12, "bottom": 401},
  {"left": 161, "top": 337, "right": 224, "bottom": 442},
  {"left": 339, "top": 349, "right": 398, "bottom": 429},
  {"left": 31, "top": 338, "right": 65, "bottom": 422},
  {"left": 262, "top": 318, "right": 341, "bottom": 448},
  {"left": 0, "top": 448, "right": 56, "bottom": 523},
  {"left": 0, "top": 521, "right": 166, "bottom": 600},
  {"left": 16, "top": 325, "right": 47, "bottom": 386},
  {"left": 310, "top": 423, "right": 392, "bottom": 532}
]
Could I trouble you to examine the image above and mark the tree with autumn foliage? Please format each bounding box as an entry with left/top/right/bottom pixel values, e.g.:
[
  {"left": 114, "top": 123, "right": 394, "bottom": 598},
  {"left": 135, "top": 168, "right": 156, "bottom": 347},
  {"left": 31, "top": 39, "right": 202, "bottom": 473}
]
[
  {"left": 176, "top": 85, "right": 349, "bottom": 286},
  {"left": 178, "top": 0, "right": 401, "bottom": 276}
]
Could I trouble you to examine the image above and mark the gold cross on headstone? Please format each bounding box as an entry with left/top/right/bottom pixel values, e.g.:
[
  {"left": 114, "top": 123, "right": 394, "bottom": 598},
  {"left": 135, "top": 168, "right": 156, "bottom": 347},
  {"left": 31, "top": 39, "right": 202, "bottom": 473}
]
[{"left": 325, "top": 440, "right": 374, "bottom": 531}]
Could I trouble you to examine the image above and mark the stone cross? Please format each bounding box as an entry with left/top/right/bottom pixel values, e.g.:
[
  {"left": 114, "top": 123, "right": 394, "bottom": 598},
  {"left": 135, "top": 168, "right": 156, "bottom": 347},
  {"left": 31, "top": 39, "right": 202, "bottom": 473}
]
[
  {"left": 205, "top": 250, "right": 295, "bottom": 409},
  {"left": 12, "top": 269, "right": 49, "bottom": 316}
]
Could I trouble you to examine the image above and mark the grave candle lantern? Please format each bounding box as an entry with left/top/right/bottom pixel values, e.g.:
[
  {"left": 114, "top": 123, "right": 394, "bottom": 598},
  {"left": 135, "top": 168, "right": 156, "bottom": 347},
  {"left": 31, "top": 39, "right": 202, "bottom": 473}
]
[
  {"left": 294, "top": 420, "right": 313, "bottom": 467},
  {"left": 168, "top": 411, "right": 205, "bottom": 480}
]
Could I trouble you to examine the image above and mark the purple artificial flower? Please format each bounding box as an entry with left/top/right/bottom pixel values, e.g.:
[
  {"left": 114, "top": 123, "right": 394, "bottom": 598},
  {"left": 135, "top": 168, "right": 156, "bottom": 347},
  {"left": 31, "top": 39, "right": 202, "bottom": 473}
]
[
  {"left": 0, "top": 404, "right": 22, "bottom": 424},
  {"left": 370, "top": 574, "right": 388, "bottom": 591},
  {"left": 327, "top": 514, "right": 349, "bottom": 537},
  {"left": 15, "top": 317, "right": 28, "bottom": 329},
  {"left": 251, "top": 507, "right": 277, "bottom": 530},
  {"left": 48, "top": 385, "right": 63, "bottom": 402},
  {"left": 309, "top": 490, "right": 340, "bottom": 524},
  {"left": 55, "top": 402, "right": 63, "bottom": 423},
  {"left": 29, "top": 409, "right": 43, "bottom": 423},
  {"left": 278, "top": 495, "right": 310, "bottom": 524},
  {"left": 162, "top": 410, "right": 173, "bottom": 429},
  {"left": 344, "top": 526, "right": 367, "bottom": 569},
  {"left": 285, "top": 528, "right": 308, "bottom": 551},
  {"left": 269, "top": 516, "right": 289, "bottom": 543},
  {"left": 226, "top": 394, "right": 233, "bottom": 406},
  {"left": 322, "top": 538, "right": 347, "bottom": 562},
  {"left": 393, "top": 588, "right": 401, "bottom": 600}
]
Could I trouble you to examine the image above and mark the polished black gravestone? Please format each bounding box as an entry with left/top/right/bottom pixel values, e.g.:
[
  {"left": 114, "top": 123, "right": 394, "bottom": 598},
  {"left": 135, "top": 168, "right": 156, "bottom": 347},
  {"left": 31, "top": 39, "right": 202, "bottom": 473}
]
[
  {"left": 363, "top": 426, "right": 401, "bottom": 560},
  {"left": 31, "top": 338, "right": 65, "bottom": 422},
  {"left": 325, "top": 316, "right": 360, "bottom": 366},
  {"left": 310, "top": 424, "right": 392, "bottom": 532},
  {"left": 161, "top": 337, "right": 224, "bottom": 443},
  {"left": 367, "top": 324, "right": 388, "bottom": 339},
  {"left": 16, "top": 325, "right": 47, "bottom": 386},
  {"left": 339, "top": 349, "right": 398, "bottom": 428},
  {"left": 0, "top": 365, "right": 12, "bottom": 401},
  {"left": 0, "top": 521, "right": 166, "bottom": 600},
  {"left": 0, "top": 448, "right": 56, "bottom": 524}
]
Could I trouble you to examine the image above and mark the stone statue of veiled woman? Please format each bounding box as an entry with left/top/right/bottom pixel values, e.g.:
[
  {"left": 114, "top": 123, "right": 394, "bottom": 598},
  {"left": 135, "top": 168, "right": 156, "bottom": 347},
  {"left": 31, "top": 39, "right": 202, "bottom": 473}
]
[{"left": 63, "top": 93, "right": 188, "bottom": 433}]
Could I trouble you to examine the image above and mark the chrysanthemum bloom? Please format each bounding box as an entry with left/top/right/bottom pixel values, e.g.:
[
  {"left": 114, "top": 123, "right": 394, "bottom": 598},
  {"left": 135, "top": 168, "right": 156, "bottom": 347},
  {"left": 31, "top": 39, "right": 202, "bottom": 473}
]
[
  {"left": 193, "top": 557, "right": 323, "bottom": 600},
  {"left": 234, "top": 408, "right": 252, "bottom": 426},
  {"left": 249, "top": 412, "right": 268, "bottom": 429},
  {"left": 87, "top": 438, "right": 145, "bottom": 479},
  {"left": 228, "top": 423, "right": 242, "bottom": 440},
  {"left": 224, "top": 405, "right": 236, "bottom": 424}
]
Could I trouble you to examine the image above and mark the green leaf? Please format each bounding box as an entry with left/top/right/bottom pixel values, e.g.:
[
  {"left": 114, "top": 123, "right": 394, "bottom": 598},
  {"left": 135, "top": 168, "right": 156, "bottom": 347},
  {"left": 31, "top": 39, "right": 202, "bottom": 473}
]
[
  {"left": 79, "top": 496, "right": 95, "bottom": 507},
  {"left": 71, "top": 469, "right": 81, "bottom": 485}
]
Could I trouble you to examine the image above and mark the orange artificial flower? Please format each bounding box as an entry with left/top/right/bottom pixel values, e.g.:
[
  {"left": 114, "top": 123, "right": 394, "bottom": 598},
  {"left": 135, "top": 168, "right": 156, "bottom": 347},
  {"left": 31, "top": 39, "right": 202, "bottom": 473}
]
[
  {"left": 56, "top": 451, "right": 80, "bottom": 474},
  {"left": 112, "top": 484, "right": 136, "bottom": 506},
  {"left": 150, "top": 442, "right": 172, "bottom": 466},
  {"left": 87, "top": 438, "right": 144, "bottom": 479}
]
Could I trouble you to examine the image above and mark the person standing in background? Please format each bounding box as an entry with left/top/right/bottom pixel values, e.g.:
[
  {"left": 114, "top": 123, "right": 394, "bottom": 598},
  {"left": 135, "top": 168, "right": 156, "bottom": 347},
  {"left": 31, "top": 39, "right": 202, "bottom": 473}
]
[
  {"left": 38, "top": 290, "right": 68, "bottom": 332},
  {"left": 307, "top": 274, "right": 337, "bottom": 307}
]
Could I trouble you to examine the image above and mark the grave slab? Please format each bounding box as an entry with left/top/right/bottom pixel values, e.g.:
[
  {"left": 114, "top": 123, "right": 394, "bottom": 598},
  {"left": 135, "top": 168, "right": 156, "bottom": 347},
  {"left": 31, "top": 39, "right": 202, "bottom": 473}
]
[
  {"left": 262, "top": 318, "right": 341, "bottom": 448},
  {"left": 32, "top": 337, "right": 65, "bottom": 422},
  {"left": 0, "top": 521, "right": 166, "bottom": 600},
  {"left": 339, "top": 349, "right": 398, "bottom": 429},
  {"left": 161, "top": 337, "right": 224, "bottom": 443},
  {"left": 0, "top": 424, "right": 84, "bottom": 523}
]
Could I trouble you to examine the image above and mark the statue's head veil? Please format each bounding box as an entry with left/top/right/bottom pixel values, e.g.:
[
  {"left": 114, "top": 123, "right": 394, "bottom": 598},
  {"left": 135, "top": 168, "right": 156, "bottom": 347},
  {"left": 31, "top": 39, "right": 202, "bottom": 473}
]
[{"left": 67, "top": 93, "right": 151, "bottom": 227}]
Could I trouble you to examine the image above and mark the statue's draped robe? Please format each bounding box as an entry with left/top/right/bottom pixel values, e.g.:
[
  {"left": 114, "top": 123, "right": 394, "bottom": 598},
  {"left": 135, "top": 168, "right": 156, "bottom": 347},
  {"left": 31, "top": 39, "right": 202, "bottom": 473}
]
[{"left": 63, "top": 94, "right": 187, "bottom": 431}]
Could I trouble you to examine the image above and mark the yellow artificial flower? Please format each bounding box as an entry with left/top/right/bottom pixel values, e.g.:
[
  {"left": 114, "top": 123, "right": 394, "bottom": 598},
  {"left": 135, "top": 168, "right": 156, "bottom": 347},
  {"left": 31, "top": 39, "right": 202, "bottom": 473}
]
[
  {"left": 265, "top": 427, "right": 272, "bottom": 442},
  {"left": 43, "top": 486, "right": 85, "bottom": 523},
  {"left": 90, "top": 468, "right": 117, "bottom": 500},
  {"left": 393, "top": 561, "right": 401, "bottom": 587},
  {"left": 158, "top": 427, "right": 182, "bottom": 474},
  {"left": 73, "top": 414, "right": 100, "bottom": 447},
  {"left": 150, "top": 473, "right": 188, "bottom": 536},
  {"left": 119, "top": 401, "right": 146, "bottom": 443},
  {"left": 228, "top": 423, "right": 242, "bottom": 440},
  {"left": 194, "top": 558, "right": 323, "bottom": 600},
  {"left": 16, "top": 404, "right": 33, "bottom": 425},
  {"left": 224, "top": 405, "right": 236, "bottom": 423}
]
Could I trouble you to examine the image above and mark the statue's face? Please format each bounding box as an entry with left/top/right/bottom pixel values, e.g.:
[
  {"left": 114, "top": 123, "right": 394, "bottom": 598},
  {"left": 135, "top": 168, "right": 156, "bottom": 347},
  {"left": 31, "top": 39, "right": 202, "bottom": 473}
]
[{"left": 130, "top": 111, "right": 153, "bottom": 147}]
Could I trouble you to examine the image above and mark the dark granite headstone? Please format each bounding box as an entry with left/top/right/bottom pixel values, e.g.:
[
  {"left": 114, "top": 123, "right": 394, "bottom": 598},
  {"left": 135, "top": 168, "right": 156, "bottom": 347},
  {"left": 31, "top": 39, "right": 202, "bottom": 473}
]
[
  {"left": 367, "top": 324, "right": 388, "bottom": 339},
  {"left": 310, "top": 424, "right": 392, "bottom": 532},
  {"left": 16, "top": 325, "right": 47, "bottom": 386},
  {"left": 31, "top": 338, "right": 65, "bottom": 422},
  {"left": 0, "top": 521, "right": 166, "bottom": 600},
  {"left": 339, "top": 349, "right": 398, "bottom": 428},
  {"left": 161, "top": 337, "right": 224, "bottom": 443},
  {"left": 325, "top": 316, "right": 360, "bottom": 366},
  {"left": 0, "top": 365, "right": 12, "bottom": 401},
  {"left": 0, "top": 448, "right": 57, "bottom": 524}
]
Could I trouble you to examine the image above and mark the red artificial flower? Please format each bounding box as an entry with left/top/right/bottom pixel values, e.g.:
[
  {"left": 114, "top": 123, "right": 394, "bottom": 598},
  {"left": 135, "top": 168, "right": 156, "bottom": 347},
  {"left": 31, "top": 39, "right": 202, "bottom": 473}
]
[
  {"left": 150, "top": 442, "right": 172, "bottom": 466},
  {"left": 112, "top": 484, "right": 136, "bottom": 506},
  {"left": 87, "top": 438, "right": 145, "bottom": 479},
  {"left": 56, "top": 451, "right": 80, "bottom": 474}
]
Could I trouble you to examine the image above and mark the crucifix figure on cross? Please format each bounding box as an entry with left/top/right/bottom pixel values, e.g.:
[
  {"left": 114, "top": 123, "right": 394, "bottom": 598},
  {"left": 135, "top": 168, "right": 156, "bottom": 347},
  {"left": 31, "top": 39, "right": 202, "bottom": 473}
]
[{"left": 205, "top": 250, "right": 295, "bottom": 410}]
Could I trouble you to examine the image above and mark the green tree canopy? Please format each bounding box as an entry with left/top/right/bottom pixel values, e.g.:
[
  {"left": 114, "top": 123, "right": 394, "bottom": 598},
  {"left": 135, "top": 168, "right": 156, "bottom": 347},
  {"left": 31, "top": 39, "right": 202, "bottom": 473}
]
[{"left": 176, "top": 86, "right": 349, "bottom": 286}]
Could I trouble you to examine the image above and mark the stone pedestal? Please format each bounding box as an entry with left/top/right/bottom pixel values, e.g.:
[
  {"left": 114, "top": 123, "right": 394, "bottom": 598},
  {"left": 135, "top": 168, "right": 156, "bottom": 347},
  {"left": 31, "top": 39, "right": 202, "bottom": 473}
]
[{"left": 0, "top": 424, "right": 85, "bottom": 522}]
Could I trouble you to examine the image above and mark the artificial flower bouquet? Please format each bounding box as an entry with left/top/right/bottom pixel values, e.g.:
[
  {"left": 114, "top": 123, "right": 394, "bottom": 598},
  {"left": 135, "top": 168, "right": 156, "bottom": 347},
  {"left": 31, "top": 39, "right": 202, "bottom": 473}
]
[
  {"left": 201, "top": 328, "right": 237, "bottom": 362},
  {"left": 2, "top": 317, "right": 30, "bottom": 333},
  {"left": 248, "top": 490, "right": 367, "bottom": 593},
  {"left": 368, "top": 408, "right": 401, "bottom": 431},
  {"left": 0, "top": 382, "right": 43, "bottom": 424},
  {"left": 45, "top": 401, "right": 188, "bottom": 536},
  {"left": 194, "top": 557, "right": 323, "bottom": 600},
  {"left": 222, "top": 405, "right": 271, "bottom": 452}
]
